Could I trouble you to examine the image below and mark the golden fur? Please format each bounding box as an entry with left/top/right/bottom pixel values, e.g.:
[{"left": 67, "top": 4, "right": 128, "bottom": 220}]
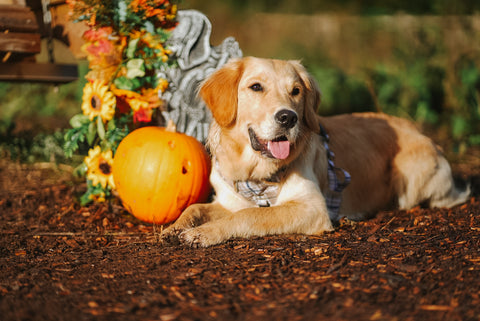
[{"left": 161, "top": 57, "right": 470, "bottom": 247}]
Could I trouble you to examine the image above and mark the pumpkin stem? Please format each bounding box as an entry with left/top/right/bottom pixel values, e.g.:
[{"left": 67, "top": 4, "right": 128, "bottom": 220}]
[{"left": 166, "top": 119, "right": 177, "bottom": 133}]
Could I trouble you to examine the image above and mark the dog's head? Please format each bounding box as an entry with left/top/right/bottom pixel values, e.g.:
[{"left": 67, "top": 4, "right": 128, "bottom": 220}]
[{"left": 200, "top": 57, "right": 321, "bottom": 178}]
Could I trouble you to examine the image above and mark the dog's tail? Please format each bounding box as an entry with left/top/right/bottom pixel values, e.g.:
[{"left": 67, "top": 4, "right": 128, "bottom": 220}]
[
  {"left": 428, "top": 157, "right": 471, "bottom": 209},
  {"left": 432, "top": 180, "right": 471, "bottom": 209}
]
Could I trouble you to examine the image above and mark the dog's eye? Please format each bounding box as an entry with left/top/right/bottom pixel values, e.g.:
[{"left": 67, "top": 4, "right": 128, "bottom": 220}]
[
  {"left": 249, "top": 83, "right": 263, "bottom": 92},
  {"left": 291, "top": 87, "right": 300, "bottom": 96}
]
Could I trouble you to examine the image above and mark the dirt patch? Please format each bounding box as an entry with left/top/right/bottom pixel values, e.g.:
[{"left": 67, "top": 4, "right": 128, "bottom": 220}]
[{"left": 1, "top": 158, "right": 480, "bottom": 321}]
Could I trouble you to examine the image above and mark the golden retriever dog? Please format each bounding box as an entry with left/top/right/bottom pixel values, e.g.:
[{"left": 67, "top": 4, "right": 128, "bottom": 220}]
[{"left": 161, "top": 56, "right": 470, "bottom": 247}]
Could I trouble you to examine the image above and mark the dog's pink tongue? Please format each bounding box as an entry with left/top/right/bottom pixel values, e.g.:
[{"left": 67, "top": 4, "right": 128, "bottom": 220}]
[{"left": 267, "top": 140, "right": 290, "bottom": 160}]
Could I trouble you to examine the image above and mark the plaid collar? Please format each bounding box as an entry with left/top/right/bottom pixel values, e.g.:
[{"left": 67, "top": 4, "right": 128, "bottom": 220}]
[
  {"left": 215, "top": 161, "right": 286, "bottom": 207},
  {"left": 234, "top": 180, "right": 280, "bottom": 207},
  {"left": 319, "top": 123, "right": 351, "bottom": 218},
  {"left": 216, "top": 123, "right": 350, "bottom": 215}
]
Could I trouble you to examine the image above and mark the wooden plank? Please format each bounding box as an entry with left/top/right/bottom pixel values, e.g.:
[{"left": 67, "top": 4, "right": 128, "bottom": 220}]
[
  {"left": 0, "top": 3, "right": 26, "bottom": 8},
  {"left": 0, "top": 62, "right": 78, "bottom": 83},
  {"left": 0, "top": 5, "right": 39, "bottom": 32},
  {"left": 0, "top": 5, "right": 36, "bottom": 13},
  {"left": 0, "top": 32, "right": 40, "bottom": 53}
]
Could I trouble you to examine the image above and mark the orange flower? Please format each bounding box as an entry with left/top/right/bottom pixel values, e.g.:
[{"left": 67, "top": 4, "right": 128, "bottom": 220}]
[
  {"left": 111, "top": 81, "right": 169, "bottom": 123},
  {"left": 130, "top": 0, "right": 168, "bottom": 17},
  {"left": 85, "top": 66, "right": 119, "bottom": 84},
  {"left": 128, "top": 0, "right": 177, "bottom": 25},
  {"left": 128, "top": 30, "right": 172, "bottom": 62},
  {"left": 66, "top": 0, "right": 96, "bottom": 25},
  {"left": 156, "top": 78, "right": 169, "bottom": 93},
  {"left": 133, "top": 108, "right": 154, "bottom": 123},
  {"left": 83, "top": 27, "right": 113, "bottom": 42},
  {"left": 82, "top": 28, "right": 121, "bottom": 63},
  {"left": 82, "top": 28, "right": 125, "bottom": 83},
  {"left": 85, "top": 39, "right": 114, "bottom": 57},
  {"left": 111, "top": 86, "right": 149, "bottom": 112}
]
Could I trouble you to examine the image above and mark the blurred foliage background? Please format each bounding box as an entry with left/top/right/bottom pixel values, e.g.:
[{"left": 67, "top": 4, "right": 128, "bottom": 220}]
[{"left": 1, "top": 0, "right": 480, "bottom": 163}]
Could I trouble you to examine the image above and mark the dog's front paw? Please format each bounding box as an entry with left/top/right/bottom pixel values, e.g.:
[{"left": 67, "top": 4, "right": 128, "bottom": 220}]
[
  {"left": 160, "top": 205, "right": 209, "bottom": 245},
  {"left": 179, "top": 225, "right": 225, "bottom": 248},
  {"left": 159, "top": 226, "right": 184, "bottom": 245}
]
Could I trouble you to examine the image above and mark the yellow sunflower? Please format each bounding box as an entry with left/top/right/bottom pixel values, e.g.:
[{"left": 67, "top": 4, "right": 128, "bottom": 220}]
[
  {"left": 81, "top": 81, "right": 116, "bottom": 122},
  {"left": 84, "top": 146, "right": 116, "bottom": 189}
]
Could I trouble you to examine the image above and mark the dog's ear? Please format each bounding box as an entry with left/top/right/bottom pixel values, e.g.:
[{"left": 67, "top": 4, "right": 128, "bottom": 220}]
[
  {"left": 290, "top": 61, "right": 321, "bottom": 133},
  {"left": 200, "top": 58, "right": 244, "bottom": 127}
]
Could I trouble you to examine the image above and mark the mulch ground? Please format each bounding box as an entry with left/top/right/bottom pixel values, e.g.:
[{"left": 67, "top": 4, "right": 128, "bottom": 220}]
[{"left": 1, "top": 157, "right": 480, "bottom": 321}]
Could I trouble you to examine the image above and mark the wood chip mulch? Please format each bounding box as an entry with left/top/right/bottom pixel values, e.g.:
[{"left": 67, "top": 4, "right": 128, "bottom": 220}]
[{"left": 1, "top": 159, "right": 479, "bottom": 321}]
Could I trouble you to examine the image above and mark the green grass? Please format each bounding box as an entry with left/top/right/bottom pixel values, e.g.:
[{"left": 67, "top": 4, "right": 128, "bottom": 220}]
[
  {"left": 0, "top": 63, "right": 88, "bottom": 163},
  {"left": 2, "top": 7, "right": 480, "bottom": 161}
]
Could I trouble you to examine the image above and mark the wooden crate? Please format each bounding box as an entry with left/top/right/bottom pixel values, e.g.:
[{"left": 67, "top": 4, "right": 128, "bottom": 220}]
[
  {"left": 0, "top": 4, "right": 41, "bottom": 62},
  {"left": 0, "top": 3, "right": 78, "bottom": 83}
]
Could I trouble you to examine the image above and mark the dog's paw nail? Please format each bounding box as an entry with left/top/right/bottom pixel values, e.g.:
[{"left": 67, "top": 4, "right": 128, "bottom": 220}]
[
  {"left": 179, "top": 229, "right": 207, "bottom": 248},
  {"left": 159, "top": 228, "right": 183, "bottom": 245},
  {"left": 160, "top": 235, "right": 178, "bottom": 246}
]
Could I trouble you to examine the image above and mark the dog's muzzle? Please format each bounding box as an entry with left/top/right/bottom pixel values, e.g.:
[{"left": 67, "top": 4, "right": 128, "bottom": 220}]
[{"left": 248, "top": 128, "right": 291, "bottom": 160}]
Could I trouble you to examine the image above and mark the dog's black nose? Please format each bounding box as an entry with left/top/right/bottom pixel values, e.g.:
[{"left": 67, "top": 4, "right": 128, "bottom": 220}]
[{"left": 275, "top": 109, "right": 298, "bottom": 129}]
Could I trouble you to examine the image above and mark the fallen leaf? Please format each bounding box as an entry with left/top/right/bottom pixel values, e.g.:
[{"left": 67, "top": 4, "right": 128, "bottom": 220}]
[{"left": 419, "top": 305, "right": 452, "bottom": 311}]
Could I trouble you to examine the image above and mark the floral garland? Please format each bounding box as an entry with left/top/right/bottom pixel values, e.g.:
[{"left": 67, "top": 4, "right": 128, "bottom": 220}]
[{"left": 64, "top": 0, "right": 178, "bottom": 205}]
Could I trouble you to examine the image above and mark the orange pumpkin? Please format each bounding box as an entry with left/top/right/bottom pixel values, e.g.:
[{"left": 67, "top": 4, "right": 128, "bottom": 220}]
[{"left": 112, "top": 124, "right": 211, "bottom": 224}]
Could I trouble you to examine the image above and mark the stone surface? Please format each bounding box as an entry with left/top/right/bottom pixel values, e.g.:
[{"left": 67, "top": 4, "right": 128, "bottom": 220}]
[{"left": 158, "top": 10, "right": 242, "bottom": 142}]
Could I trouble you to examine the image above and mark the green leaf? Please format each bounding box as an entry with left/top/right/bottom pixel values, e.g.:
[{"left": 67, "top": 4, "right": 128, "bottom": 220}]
[
  {"left": 118, "top": 0, "right": 127, "bottom": 22},
  {"left": 80, "top": 180, "right": 111, "bottom": 206},
  {"left": 106, "top": 127, "right": 129, "bottom": 152},
  {"left": 461, "top": 67, "right": 480, "bottom": 86},
  {"left": 145, "top": 21, "right": 155, "bottom": 34},
  {"left": 87, "top": 121, "right": 97, "bottom": 145},
  {"left": 63, "top": 140, "right": 77, "bottom": 158},
  {"left": 114, "top": 77, "right": 131, "bottom": 90},
  {"left": 69, "top": 114, "right": 90, "bottom": 128},
  {"left": 415, "top": 101, "right": 438, "bottom": 124},
  {"left": 113, "top": 76, "right": 142, "bottom": 91},
  {"left": 63, "top": 125, "right": 89, "bottom": 158},
  {"left": 126, "top": 59, "right": 145, "bottom": 79},
  {"left": 107, "top": 118, "right": 116, "bottom": 131},
  {"left": 73, "top": 162, "right": 88, "bottom": 178},
  {"left": 97, "top": 116, "right": 106, "bottom": 140},
  {"left": 80, "top": 191, "right": 93, "bottom": 206},
  {"left": 469, "top": 134, "right": 480, "bottom": 145},
  {"left": 155, "top": 28, "right": 171, "bottom": 42},
  {"left": 452, "top": 115, "right": 469, "bottom": 140},
  {"left": 126, "top": 38, "right": 140, "bottom": 59}
]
